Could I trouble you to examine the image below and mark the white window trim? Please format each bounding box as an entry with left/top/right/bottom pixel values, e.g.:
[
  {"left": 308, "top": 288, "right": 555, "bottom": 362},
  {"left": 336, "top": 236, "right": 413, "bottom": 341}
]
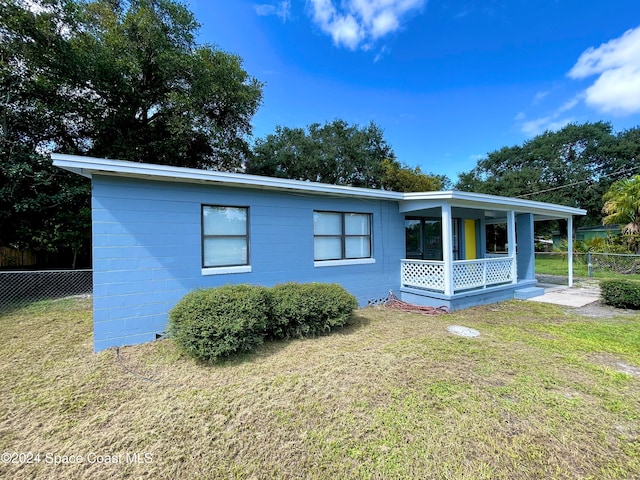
[
  {"left": 201, "top": 265, "right": 252, "bottom": 276},
  {"left": 313, "top": 211, "right": 373, "bottom": 262},
  {"left": 202, "top": 204, "right": 250, "bottom": 270},
  {"left": 314, "top": 258, "right": 376, "bottom": 268}
]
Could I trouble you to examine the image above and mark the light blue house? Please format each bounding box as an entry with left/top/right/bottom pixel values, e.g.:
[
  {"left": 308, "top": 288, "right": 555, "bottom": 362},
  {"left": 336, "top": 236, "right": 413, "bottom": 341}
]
[{"left": 53, "top": 154, "right": 586, "bottom": 352}]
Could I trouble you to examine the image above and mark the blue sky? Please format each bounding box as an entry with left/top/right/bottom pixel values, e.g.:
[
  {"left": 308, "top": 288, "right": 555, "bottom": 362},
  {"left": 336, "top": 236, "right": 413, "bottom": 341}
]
[{"left": 187, "top": 0, "right": 640, "bottom": 183}]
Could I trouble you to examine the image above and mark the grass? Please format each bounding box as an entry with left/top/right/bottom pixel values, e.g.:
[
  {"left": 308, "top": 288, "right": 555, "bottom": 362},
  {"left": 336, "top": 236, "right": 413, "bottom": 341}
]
[
  {"left": 1, "top": 297, "right": 639, "bottom": 479},
  {"left": 536, "top": 254, "right": 640, "bottom": 281}
]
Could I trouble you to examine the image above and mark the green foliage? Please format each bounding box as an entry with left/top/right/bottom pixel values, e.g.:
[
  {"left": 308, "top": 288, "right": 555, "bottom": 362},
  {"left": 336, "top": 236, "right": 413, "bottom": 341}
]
[
  {"left": 380, "top": 158, "right": 448, "bottom": 192},
  {"left": 248, "top": 119, "right": 392, "bottom": 188},
  {"left": 248, "top": 119, "right": 445, "bottom": 191},
  {"left": 78, "top": 0, "right": 263, "bottom": 170},
  {"left": 168, "top": 285, "right": 271, "bottom": 361},
  {"left": 582, "top": 236, "right": 633, "bottom": 254},
  {"left": 169, "top": 283, "right": 358, "bottom": 360},
  {"left": 1, "top": 0, "right": 263, "bottom": 265},
  {"left": 456, "top": 122, "right": 640, "bottom": 225},
  {"left": 0, "top": 0, "right": 92, "bottom": 263},
  {"left": 554, "top": 237, "right": 633, "bottom": 255},
  {"left": 602, "top": 175, "right": 640, "bottom": 252},
  {"left": 268, "top": 283, "right": 358, "bottom": 339},
  {"left": 600, "top": 279, "right": 640, "bottom": 309}
]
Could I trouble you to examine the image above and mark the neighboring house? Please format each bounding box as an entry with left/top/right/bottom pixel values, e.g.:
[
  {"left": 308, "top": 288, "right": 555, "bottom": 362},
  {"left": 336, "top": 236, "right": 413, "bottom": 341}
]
[
  {"left": 53, "top": 154, "right": 586, "bottom": 352},
  {"left": 552, "top": 225, "right": 622, "bottom": 247}
]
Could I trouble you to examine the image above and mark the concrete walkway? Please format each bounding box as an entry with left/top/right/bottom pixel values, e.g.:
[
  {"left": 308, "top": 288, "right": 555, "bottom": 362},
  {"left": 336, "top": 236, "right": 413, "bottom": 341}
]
[{"left": 529, "top": 283, "right": 601, "bottom": 307}]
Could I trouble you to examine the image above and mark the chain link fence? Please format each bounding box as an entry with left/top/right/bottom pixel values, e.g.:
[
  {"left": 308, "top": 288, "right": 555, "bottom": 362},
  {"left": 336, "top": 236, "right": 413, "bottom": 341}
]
[
  {"left": 0, "top": 270, "right": 92, "bottom": 313},
  {"left": 588, "top": 252, "right": 640, "bottom": 275},
  {"left": 535, "top": 252, "right": 640, "bottom": 277}
]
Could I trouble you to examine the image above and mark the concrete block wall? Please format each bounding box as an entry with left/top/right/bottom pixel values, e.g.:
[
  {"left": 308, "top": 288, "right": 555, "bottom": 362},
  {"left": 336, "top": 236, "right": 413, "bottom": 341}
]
[{"left": 91, "top": 175, "right": 404, "bottom": 351}]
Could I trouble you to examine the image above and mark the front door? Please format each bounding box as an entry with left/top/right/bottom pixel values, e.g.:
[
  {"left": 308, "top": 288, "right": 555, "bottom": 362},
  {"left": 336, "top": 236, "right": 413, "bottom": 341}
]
[{"left": 464, "top": 219, "right": 477, "bottom": 260}]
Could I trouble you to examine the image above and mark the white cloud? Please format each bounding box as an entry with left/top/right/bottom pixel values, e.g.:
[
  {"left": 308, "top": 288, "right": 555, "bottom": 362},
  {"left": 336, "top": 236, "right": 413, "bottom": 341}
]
[
  {"left": 520, "top": 116, "right": 575, "bottom": 137},
  {"left": 254, "top": 1, "right": 291, "bottom": 22},
  {"left": 516, "top": 92, "right": 581, "bottom": 136},
  {"left": 556, "top": 96, "right": 581, "bottom": 114},
  {"left": 568, "top": 25, "right": 640, "bottom": 115},
  {"left": 373, "top": 45, "right": 390, "bottom": 62},
  {"left": 309, "top": 0, "right": 425, "bottom": 50},
  {"left": 532, "top": 90, "right": 549, "bottom": 104},
  {"left": 255, "top": 4, "right": 275, "bottom": 15}
]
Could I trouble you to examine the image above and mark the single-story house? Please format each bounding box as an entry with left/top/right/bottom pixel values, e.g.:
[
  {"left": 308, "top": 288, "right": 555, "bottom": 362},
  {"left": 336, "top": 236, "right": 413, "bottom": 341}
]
[{"left": 52, "top": 154, "right": 586, "bottom": 352}]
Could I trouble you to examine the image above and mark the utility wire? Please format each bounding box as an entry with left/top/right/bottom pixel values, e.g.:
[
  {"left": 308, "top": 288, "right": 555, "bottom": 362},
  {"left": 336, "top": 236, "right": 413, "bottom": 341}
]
[{"left": 516, "top": 164, "right": 640, "bottom": 198}]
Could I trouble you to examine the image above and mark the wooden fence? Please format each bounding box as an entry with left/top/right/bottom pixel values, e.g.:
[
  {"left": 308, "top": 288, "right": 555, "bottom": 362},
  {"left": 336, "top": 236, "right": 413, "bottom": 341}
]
[{"left": 0, "top": 247, "right": 37, "bottom": 268}]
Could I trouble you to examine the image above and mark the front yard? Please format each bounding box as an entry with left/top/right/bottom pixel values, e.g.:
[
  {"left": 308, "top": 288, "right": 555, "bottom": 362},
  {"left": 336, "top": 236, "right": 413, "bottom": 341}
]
[{"left": 1, "top": 297, "right": 639, "bottom": 479}]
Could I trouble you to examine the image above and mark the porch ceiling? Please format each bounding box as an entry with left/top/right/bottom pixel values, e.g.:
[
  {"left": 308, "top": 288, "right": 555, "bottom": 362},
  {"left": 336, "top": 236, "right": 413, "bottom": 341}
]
[{"left": 399, "top": 191, "right": 586, "bottom": 220}]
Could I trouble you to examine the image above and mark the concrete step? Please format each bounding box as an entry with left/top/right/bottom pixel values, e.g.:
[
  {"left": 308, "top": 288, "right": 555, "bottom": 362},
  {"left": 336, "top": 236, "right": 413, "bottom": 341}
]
[{"left": 514, "top": 287, "right": 545, "bottom": 300}]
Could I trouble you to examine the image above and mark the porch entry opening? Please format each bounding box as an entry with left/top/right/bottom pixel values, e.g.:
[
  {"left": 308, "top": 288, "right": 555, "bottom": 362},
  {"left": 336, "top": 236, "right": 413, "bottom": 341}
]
[{"left": 405, "top": 217, "right": 461, "bottom": 261}]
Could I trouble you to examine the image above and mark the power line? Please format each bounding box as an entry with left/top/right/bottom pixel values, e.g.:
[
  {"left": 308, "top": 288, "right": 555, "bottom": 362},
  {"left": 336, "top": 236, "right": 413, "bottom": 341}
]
[{"left": 516, "top": 164, "right": 640, "bottom": 198}]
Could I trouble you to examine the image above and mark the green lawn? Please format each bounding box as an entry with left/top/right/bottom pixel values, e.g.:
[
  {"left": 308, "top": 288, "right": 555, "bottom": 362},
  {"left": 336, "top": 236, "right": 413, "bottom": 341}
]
[
  {"left": 536, "top": 254, "right": 640, "bottom": 280},
  {"left": 1, "top": 297, "right": 639, "bottom": 479}
]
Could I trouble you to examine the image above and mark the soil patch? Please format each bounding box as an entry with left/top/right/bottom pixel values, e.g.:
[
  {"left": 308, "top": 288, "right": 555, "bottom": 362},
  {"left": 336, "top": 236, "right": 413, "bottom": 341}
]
[{"left": 570, "top": 301, "right": 639, "bottom": 319}]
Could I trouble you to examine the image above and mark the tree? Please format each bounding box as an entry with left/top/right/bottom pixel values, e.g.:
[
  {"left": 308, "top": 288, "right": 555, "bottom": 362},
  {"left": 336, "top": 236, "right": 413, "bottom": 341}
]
[
  {"left": 456, "top": 122, "right": 635, "bottom": 225},
  {"left": 381, "top": 158, "right": 448, "bottom": 192},
  {"left": 248, "top": 119, "right": 445, "bottom": 192},
  {"left": 75, "top": 0, "right": 263, "bottom": 170},
  {"left": 248, "top": 120, "right": 392, "bottom": 188},
  {"left": 1, "top": 0, "right": 93, "bottom": 266},
  {"left": 602, "top": 175, "right": 640, "bottom": 252},
  {"left": 0, "top": 0, "right": 264, "bottom": 266}
]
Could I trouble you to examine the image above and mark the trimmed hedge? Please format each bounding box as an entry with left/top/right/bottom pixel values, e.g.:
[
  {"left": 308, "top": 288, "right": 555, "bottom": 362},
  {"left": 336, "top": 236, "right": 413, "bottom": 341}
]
[
  {"left": 600, "top": 279, "right": 640, "bottom": 309},
  {"left": 168, "top": 285, "right": 271, "bottom": 361},
  {"left": 268, "top": 282, "right": 358, "bottom": 339},
  {"left": 169, "top": 282, "right": 358, "bottom": 360}
]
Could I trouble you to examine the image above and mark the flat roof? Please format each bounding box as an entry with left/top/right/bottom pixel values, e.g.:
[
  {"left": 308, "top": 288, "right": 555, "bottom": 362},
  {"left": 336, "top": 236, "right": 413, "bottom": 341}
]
[{"left": 52, "top": 154, "right": 586, "bottom": 219}]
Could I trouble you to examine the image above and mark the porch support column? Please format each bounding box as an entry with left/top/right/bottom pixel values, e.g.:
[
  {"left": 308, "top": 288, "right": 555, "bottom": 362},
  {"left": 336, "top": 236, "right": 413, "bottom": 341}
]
[
  {"left": 568, "top": 216, "right": 574, "bottom": 287},
  {"left": 507, "top": 210, "right": 517, "bottom": 284},
  {"left": 441, "top": 204, "right": 454, "bottom": 296},
  {"left": 516, "top": 213, "right": 535, "bottom": 282}
]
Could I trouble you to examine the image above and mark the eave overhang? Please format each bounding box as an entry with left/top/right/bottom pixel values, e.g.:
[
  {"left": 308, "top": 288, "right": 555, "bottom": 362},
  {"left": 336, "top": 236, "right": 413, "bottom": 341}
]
[{"left": 52, "top": 154, "right": 587, "bottom": 219}]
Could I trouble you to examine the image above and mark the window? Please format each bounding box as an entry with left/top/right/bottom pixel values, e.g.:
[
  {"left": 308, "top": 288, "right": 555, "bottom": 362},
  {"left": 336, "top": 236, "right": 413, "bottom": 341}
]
[
  {"left": 313, "top": 211, "right": 372, "bottom": 261},
  {"left": 404, "top": 217, "right": 463, "bottom": 261},
  {"left": 202, "top": 206, "right": 249, "bottom": 269}
]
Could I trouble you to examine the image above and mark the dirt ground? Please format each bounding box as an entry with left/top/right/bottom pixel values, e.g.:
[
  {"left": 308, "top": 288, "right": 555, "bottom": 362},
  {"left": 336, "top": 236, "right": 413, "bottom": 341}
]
[{"left": 571, "top": 301, "right": 639, "bottom": 318}]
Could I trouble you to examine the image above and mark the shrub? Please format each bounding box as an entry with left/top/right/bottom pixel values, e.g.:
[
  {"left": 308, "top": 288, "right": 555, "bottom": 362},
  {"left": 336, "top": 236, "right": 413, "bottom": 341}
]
[
  {"left": 268, "top": 282, "right": 358, "bottom": 339},
  {"left": 600, "top": 279, "right": 640, "bottom": 309},
  {"left": 168, "top": 284, "right": 271, "bottom": 361}
]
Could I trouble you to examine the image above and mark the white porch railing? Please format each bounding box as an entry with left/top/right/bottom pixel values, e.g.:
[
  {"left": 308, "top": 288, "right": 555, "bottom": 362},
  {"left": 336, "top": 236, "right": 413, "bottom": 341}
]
[
  {"left": 401, "top": 257, "right": 515, "bottom": 293},
  {"left": 401, "top": 259, "right": 446, "bottom": 292}
]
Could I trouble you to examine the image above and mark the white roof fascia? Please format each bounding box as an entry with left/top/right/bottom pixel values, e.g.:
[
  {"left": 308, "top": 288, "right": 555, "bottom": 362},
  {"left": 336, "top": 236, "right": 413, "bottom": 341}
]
[
  {"left": 51, "top": 153, "right": 404, "bottom": 201},
  {"left": 401, "top": 191, "right": 586, "bottom": 218},
  {"left": 52, "top": 154, "right": 587, "bottom": 217}
]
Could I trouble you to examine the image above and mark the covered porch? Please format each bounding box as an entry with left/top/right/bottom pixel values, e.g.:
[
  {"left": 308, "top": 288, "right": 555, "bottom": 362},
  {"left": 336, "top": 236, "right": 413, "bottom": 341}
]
[{"left": 397, "top": 191, "right": 586, "bottom": 311}]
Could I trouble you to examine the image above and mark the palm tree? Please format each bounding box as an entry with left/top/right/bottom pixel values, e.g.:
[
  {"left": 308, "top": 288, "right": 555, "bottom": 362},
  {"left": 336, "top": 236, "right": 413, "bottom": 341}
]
[{"left": 602, "top": 175, "right": 640, "bottom": 253}]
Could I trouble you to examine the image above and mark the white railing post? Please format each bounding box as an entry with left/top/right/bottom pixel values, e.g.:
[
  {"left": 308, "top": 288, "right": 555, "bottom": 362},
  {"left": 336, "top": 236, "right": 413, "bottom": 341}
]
[
  {"left": 483, "top": 260, "right": 487, "bottom": 289},
  {"left": 568, "top": 216, "right": 574, "bottom": 287},
  {"left": 507, "top": 211, "right": 517, "bottom": 284},
  {"left": 441, "top": 204, "right": 454, "bottom": 296}
]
